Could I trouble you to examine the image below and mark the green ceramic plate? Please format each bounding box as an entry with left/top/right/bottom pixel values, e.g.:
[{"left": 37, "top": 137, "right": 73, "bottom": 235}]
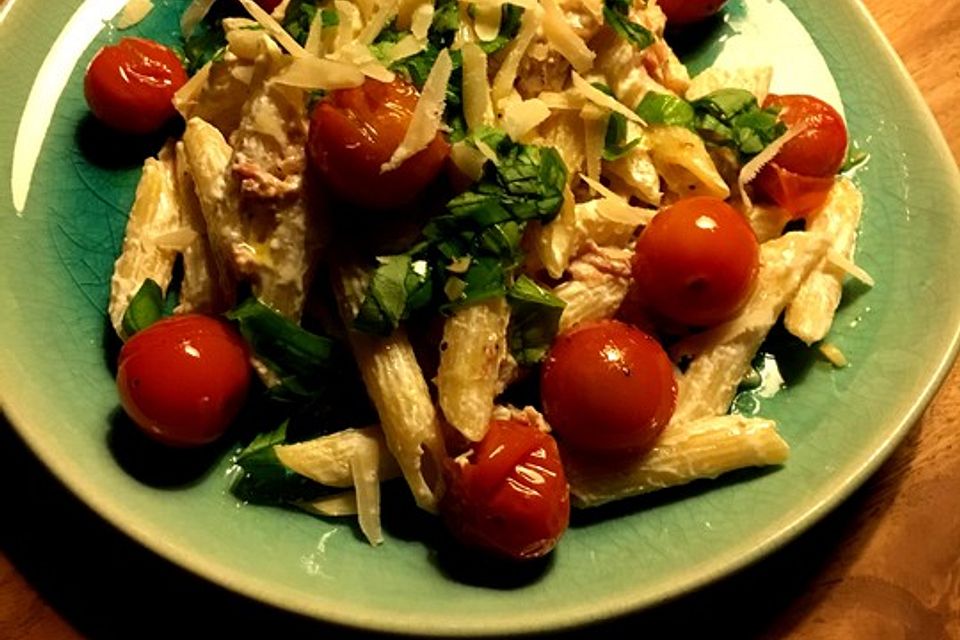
[{"left": 2, "top": 0, "right": 959, "bottom": 635}]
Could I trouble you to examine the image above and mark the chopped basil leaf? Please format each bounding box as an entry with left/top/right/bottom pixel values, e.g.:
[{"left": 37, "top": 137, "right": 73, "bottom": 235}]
[
  {"left": 506, "top": 276, "right": 566, "bottom": 365},
  {"left": 477, "top": 4, "right": 525, "bottom": 54},
  {"left": 602, "top": 111, "right": 641, "bottom": 161},
  {"left": 841, "top": 147, "right": 870, "bottom": 173},
  {"left": 603, "top": 5, "right": 655, "bottom": 50},
  {"left": 638, "top": 90, "right": 786, "bottom": 159},
  {"left": 355, "top": 135, "right": 568, "bottom": 334},
  {"left": 635, "top": 92, "right": 696, "bottom": 128},
  {"left": 321, "top": 8, "right": 340, "bottom": 27},
  {"left": 121, "top": 279, "right": 164, "bottom": 338},
  {"left": 230, "top": 421, "right": 333, "bottom": 505},
  {"left": 282, "top": 0, "right": 319, "bottom": 45}
]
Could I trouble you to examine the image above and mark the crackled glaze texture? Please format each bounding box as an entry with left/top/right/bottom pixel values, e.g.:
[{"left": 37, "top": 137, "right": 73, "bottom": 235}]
[{"left": 1, "top": 0, "right": 959, "bottom": 635}]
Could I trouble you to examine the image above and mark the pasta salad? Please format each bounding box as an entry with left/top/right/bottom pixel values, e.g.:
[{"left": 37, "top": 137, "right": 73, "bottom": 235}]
[{"left": 90, "top": 0, "right": 871, "bottom": 561}]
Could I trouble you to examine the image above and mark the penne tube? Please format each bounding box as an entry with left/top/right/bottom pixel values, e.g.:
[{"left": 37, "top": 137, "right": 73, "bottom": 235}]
[
  {"left": 555, "top": 245, "right": 633, "bottom": 332},
  {"left": 437, "top": 297, "right": 511, "bottom": 442},
  {"left": 673, "top": 232, "right": 830, "bottom": 422},
  {"left": 173, "top": 141, "right": 232, "bottom": 314},
  {"left": 333, "top": 262, "right": 447, "bottom": 513},
  {"left": 785, "top": 177, "right": 864, "bottom": 345},
  {"left": 108, "top": 142, "right": 182, "bottom": 336},
  {"left": 566, "top": 414, "right": 789, "bottom": 507},
  {"left": 274, "top": 427, "right": 401, "bottom": 488},
  {"left": 646, "top": 125, "right": 731, "bottom": 200}
]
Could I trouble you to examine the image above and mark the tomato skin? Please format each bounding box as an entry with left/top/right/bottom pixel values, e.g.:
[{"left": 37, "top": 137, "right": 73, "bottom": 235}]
[
  {"left": 541, "top": 320, "right": 677, "bottom": 455},
  {"left": 116, "top": 314, "right": 251, "bottom": 447},
  {"left": 752, "top": 163, "right": 835, "bottom": 218},
  {"left": 441, "top": 419, "right": 570, "bottom": 560},
  {"left": 658, "top": 0, "right": 728, "bottom": 25},
  {"left": 307, "top": 78, "right": 450, "bottom": 210},
  {"left": 83, "top": 38, "right": 188, "bottom": 134},
  {"left": 632, "top": 197, "right": 759, "bottom": 328},
  {"left": 753, "top": 95, "right": 847, "bottom": 217}
]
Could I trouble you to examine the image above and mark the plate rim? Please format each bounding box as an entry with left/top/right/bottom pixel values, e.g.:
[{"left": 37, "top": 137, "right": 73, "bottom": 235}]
[{"left": 2, "top": 0, "right": 960, "bottom": 635}]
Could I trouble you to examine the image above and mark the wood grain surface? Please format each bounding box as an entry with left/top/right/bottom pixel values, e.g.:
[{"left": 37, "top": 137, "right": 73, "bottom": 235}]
[{"left": 2, "top": 0, "right": 960, "bottom": 638}]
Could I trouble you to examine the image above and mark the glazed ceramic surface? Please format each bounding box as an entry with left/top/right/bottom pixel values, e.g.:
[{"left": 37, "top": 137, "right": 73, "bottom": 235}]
[{"left": 2, "top": 0, "right": 959, "bottom": 634}]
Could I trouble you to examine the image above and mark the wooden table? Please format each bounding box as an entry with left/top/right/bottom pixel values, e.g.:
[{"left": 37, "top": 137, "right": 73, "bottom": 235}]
[{"left": 2, "top": 1, "right": 960, "bottom": 638}]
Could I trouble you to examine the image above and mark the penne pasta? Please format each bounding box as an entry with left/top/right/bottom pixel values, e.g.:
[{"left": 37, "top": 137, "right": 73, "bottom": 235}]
[
  {"left": 566, "top": 414, "right": 789, "bottom": 507},
  {"left": 108, "top": 142, "right": 182, "bottom": 336},
  {"left": 437, "top": 297, "right": 511, "bottom": 442},
  {"left": 333, "top": 262, "right": 447, "bottom": 513},
  {"left": 555, "top": 245, "right": 633, "bottom": 332},
  {"left": 785, "top": 177, "right": 865, "bottom": 345}
]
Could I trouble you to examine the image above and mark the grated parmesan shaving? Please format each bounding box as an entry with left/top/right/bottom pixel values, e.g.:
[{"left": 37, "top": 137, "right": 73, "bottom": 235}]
[
  {"left": 581, "top": 103, "right": 607, "bottom": 186},
  {"left": 172, "top": 62, "right": 211, "bottom": 118},
  {"left": 334, "top": 0, "right": 361, "bottom": 50},
  {"left": 239, "top": 0, "right": 308, "bottom": 57},
  {"left": 737, "top": 122, "right": 807, "bottom": 209},
  {"left": 491, "top": 6, "right": 541, "bottom": 102},
  {"left": 358, "top": 0, "right": 400, "bottom": 44},
  {"left": 473, "top": 3, "right": 502, "bottom": 42},
  {"left": 819, "top": 342, "right": 848, "bottom": 368},
  {"left": 596, "top": 199, "right": 655, "bottom": 227},
  {"left": 273, "top": 56, "right": 366, "bottom": 90},
  {"left": 302, "top": 492, "right": 358, "bottom": 517},
  {"left": 572, "top": 72, "right": 643, "bottom": 123},
  {"left": 461, "top": 43, "right": 494, "bottom": 132},
  {"left": 381, "top": 35, "right": 427, "bottom": 64},
  {"left": 539, "top": 90, "right": 586, "bottom": 111},
  {"left": 827, "top": 249, "right": 875, "bottom": 287},
  {"left": 381, "top": 49, "right": 454, "bottom": 172},
  {"left": 542, "top": 0, "right": 595, "bottom": 73},
  {"left": 502, "top": 98, "right": 551, "bottom": 140},
  {"left": 304, "top": 5, "right": 326, "bottom": 56},
  {"left": 450, "top": 141, "right": 488, "bottom": 181},
  {"left": 180, "top": 0, "right": 216, "bottom": 37},
  {"left": 411, "top": 1, "right": 435, "bottom": 39},
  {"left": 475, "top": 139, "right": 500, "bottom": 164},
  {"left": 117, "top": 0, "right": 153, "bottom": 29}
]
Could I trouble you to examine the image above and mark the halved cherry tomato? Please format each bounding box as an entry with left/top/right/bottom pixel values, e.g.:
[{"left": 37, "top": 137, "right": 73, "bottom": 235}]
[
  {"left": 84, "top": 38, "right": 188, "bottom": 134},
  {"left": 441, "top": 419, "right": 570, "bottom": 560},
  {"left": 307, "top": 78, "right": 450, "bottom": 210},
  {"left": 541, "top": 320, "right": 677, "bottom": 455},
  {"left": 632, "top": 197, "right": 759, "bottom": 328},
  {"left": 659, "top": 0, "right": 728, "bottom": 25},
  {"left": 753, "top": 94, "right": 847, "bottom": 217},
  {"left": 117, "top": 314, "right": 251, "bottom": 447}
]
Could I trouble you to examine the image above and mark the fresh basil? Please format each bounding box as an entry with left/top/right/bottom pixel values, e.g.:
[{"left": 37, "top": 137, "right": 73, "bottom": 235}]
[
  {"left": 355, "top": 133, "right": 568, "bottom": 335},
  {"left": 506, "top": 275, "right": 566, "bottom": 365},
  {"left": 120, "top": 278, "right": 165, "bottom": 339},
  {"left": 603, "top": 5, "right": 655, "bottom": 50},
  {"left": 635, "top": 91, "right": 696, "bottom": 128}
]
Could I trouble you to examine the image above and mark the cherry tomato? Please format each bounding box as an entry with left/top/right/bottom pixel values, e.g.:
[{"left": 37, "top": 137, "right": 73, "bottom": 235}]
[
  {"left": 441, "top": 419, "right": 570, "bottom": 560},
  {"left": 541, "top": 320, "right": 677, "bottom": 455},
  {"left": 659, "top": 0, "right": 728, "bottom": 25},
  {"left": 307, "top": 78, "right": 450, "bottom": 210},
  {"left": 632, "top": 197, "right": 759, "bottom": 327},
  {"left": 116, "top": 314, "right": 251, "bottom": 447},
  {"left": 753, "top": 94, "right": 847, "bottom": 217},
  {"left": 84, "top": 38, "right": 188, "bottom": 134}
]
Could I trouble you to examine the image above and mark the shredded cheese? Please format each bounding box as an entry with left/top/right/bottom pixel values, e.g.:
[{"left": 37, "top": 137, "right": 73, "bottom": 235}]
[
  {"left": 581, "top": 104, "right": 607, "bottom": 187},
  {"left": 357, "top": 0, "right": 400, "bottom": 44},
  {"left": 737, "top": 122, "right": 807, "bottom": 209},
  {"left": 273, "top": 56, "right": 366, "bottom": 90},
  {"left": 381, "top": 34, "right": 428, "bottom": 64},
  {"left": 411, "top": 0, "right": 434, "bottom": 40},
  {"left": 827, "top": 249, "right": 875, "bottom": 287},
  {"left": 461, "top": 43, "right": 494, "bottom": 132},
  {"left": 450, "top": 141, "right": 488, "bottom": 181},
  {"left": 542, "top": 0, "right": 595, "bottom": 73},
  {"left": 304, "top": 5, "right": 326, "bottom": 56},
  {"left": 502, "top": 98, "right": 551, "bottom": 140},
  {"left": 475, "top": 139, "right": 500, "bottom": 164},
  {"left": 151, "top": 227, "right": 199, "bottom": 251},
  {"left": 180, "top": 0, "right": 216, "bottom": 37},
  {"left": 539, "top": 90, "right": 586, "bottom": 111},
  {"left": 572, "top": 72, "right": 643, "bottom": 123},
  {"left": 117, "top": 0, "right": 153, "bottom": 29},
  {"left": 819, "top": 342, "right": 849, "bottom": 368},
  {"left": 334, "top": 0, "right": 361, "bottom": 51},
  {"left": 382, "top": 49, "right": 454, "bottom": 173},
  {"left": 473, "top": 3, "right": 502, "bottom": 42},
  {"left": 239, "top": 0, "right": 308, "bottom": 57},
  {"left": 491, "top": 5, "right": 540, "bottom": 102}
]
